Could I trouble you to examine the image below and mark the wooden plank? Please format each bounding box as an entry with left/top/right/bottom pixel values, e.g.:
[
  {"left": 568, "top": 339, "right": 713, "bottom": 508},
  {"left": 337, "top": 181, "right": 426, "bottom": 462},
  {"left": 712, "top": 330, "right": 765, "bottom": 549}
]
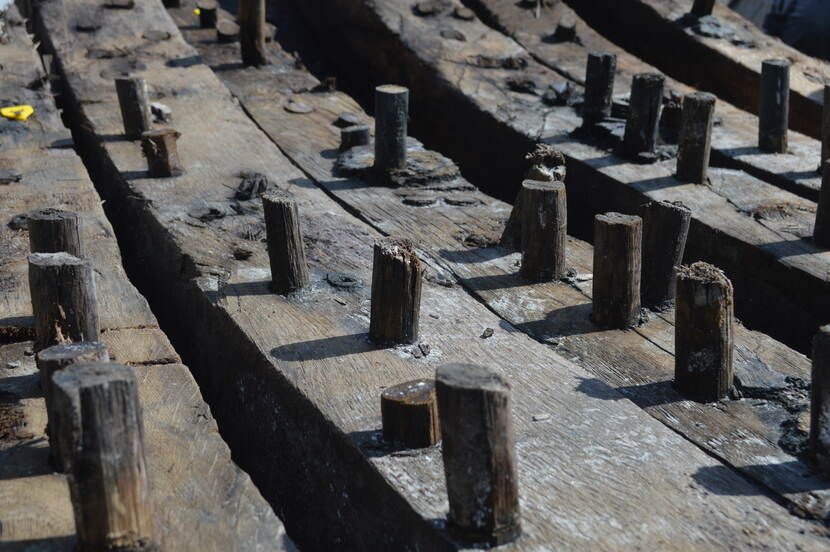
[
  {"left": 0, "top": 8, "right": 289, "bottom": 549},
  {"left": 28, "top": 0, "right": 830, "bottom": 548}
]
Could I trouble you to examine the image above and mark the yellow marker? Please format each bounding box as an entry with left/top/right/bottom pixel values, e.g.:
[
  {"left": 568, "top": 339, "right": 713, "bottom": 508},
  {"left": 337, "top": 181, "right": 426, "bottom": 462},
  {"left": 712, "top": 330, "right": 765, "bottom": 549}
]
[
  {"left": 194, "top": 7, "right": 200, "bottom": 14},
  {"left": 1, "top": 105, "right": 34, "bottom": 121}
]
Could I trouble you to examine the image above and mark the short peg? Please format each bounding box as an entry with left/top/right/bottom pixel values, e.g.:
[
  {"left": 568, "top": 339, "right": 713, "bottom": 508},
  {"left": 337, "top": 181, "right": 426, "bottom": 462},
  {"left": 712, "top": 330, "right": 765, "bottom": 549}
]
[
  {"left": 582, "top": 52, "right": 616, "bottom": 126},
  {"left": 676, "top": 92, "right": 716, "bottom": 183},
  {"left": 369, "top": 237, "right": 423, "bottom": 345},
  {"left": 381, "top": 379, "right": 440, "bottom": 448},
  {"left": 592, "top": 213, "right": 642, "bottom": 328},
  {"left": 141, "top": 128, "right": 183, "bottom": 177},
  {"left": 115, "top": 77, "right": 152, "bottom": 139},
  {"left": 27, "top": 208, "right": 83, "bottom": 257},
  {"left": 262, "top": 191, "right": 310, "bottom": 294}
]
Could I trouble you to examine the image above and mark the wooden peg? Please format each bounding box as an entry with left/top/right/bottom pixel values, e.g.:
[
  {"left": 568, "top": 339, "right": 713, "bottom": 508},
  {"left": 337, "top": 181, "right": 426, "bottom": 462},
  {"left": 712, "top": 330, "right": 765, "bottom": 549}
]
[
  {"left": 674, "top": 262, "right": 734, "bottom": 402},
  {"left": 582, "top": 52, "right": 616, "bottom": 126},
  {"left": 690, "top": 0, "right": 715, "bottom": 15},
  {"left": 28, "top": 252, "right": 99, "bottom": 352},
  {"left": 435, "top": 363, "right": 521, "bottom": 546},
  {"left": 822, "top": 86, "right": 830, "bottom": 167},
  {"left": 592, "top": 213, "right": 642, "bottom": 328},
  {"left": 519, "top": 180, "right": 567, "bottom": 282},
  {"left": 114, "top": 78, "right": 152, "bottom": 139},
  {"left": 369, "top": 237, "right": 423, "bottom": 345},
  {"left": 262, "top": 191, "right": 309, "bottom": 294},
  {"left": 162, "top": 0, "right": 180, "bottom": 6},
  {"left": 814, "top": 160, "right": 830, "bottom": 247},
  {"left": 216, "top": 19, "right": 239, "bottom": 43},
  {"left": 381, "top": 379, "right": 440, "bottom": 448},
  {"left": 27, "top": 208, "right": 83, "bottom": 257},
  {"left": 239, "top": 0, "right": 266, "bottom": 66},
  {"left": 623, "top": 73, "right": 664, "bottom": 156},
  {"left": 340, "top": 124, "right": 371, "bottom": 151},
  {"left": 640, "top": 201, "right": 691, "bottom": 310},
  {"left": 676, "top": 92, "right": 716, "bottom": 183},
  {"left": 53, "top": 363, "right": 156, "bottom": 550},
  {"left": 141, "top": 128, "right": 183, "bottom": 177},
  {"left": 197, "top": 0, "right": 217, "bottom": 28},
  {"left": 36, "top": 342, "right": 109, "bottom": 472},
  {"left": 759, "top": 59, "right": 790, "bottom": 153},
  {"left": 553, "top": 14, "right": 577, "bottom": 42},
  {"left": 811, "top": 325, "right": 830, "bottom": 470},
  {"left": 374, "top": 85, "right": 409, "bottom": 171}
]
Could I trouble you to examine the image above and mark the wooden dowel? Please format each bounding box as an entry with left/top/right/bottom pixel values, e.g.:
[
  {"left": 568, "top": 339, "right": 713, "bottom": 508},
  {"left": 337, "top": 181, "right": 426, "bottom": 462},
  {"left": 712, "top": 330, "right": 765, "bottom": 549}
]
[
  {"left": 623, "top": 73, "right": 664, "bottom": 156},
  {"left": 369, "top": 237, "right": 423, "bottom": 345},
  {"left": 141, "top": 128, "right": 183, "bottom": 177},
  {"left": 592, "top": 213, "right": 642, "bottom": 328},
  {"left": 114, "top": 78, "right": 152, "bottom": 140},
  {"left": 520, "top": 180, "right": 567, "bottom": 282},
  {"left": 53, "top": 363, "right": 156, "bottom": 550},
  {"left": 811, "top": 325, "right": 830, "bottom": 470},
  {"left": 27, "top": 208, "right": 83, "bottom": 257},
  {"left": 814, "top": 160, "right": 830, "bottom": 247},
  {"left": 690, "top": 0, "right": 715, "bottom": 15},
  {"left": 640, "top": 200, "right": 691, "bottom": 310},
  {"left": 340, "top": 124, "right": 371, "bottom": 151},
  {"left": 197, "top": 0, "right": 217, "bottom": 28},
  {"left": 381, "top": 379, "right": 440, "bottom": 448},
  {"left": 674, "top": 262, "right": 734, "bottom": 402},
  {"left": 28, "top": 252, "right": 99, "bottom": 352},
  {"left": 262, "top": 191, "right": 309, "bottom": 294},
  {"left": 239, "top": 0, "right": 266, "bottom": 67},
  {"left": 758, "top": 59, "right": 790, "bottom": 153},
  {"left": 36, "top": 342, "right": 109, "bottom": 472},
  {"left": 553, "top": 14, "right": 577, "bottom": 42},
  {"left": 374, "top": 85, "right": 409, "bottom": 171},
  {"left": 216, "top": 19, "right": 239, "bottom": 43},
  {"left": 162, "top": 0, "right": 180, "bottom": 7},
  {"left": 582, "top": 51, "right": 616, "bottom": 126},
  {"left": 435, "top": 363, "right": 521, "bottom": 546},
  {"left": 676, "top": 92, "right": 716, "bottom": 184},
  {"left": 822, "top": 86, "right": 830, "bottom": 168}
]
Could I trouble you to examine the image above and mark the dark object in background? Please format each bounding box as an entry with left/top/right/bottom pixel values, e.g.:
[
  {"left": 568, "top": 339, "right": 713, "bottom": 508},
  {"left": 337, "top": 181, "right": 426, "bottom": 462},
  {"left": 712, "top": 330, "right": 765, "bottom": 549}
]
[{"left": 763, "top": 0, "right": 830, "bottom": 60}]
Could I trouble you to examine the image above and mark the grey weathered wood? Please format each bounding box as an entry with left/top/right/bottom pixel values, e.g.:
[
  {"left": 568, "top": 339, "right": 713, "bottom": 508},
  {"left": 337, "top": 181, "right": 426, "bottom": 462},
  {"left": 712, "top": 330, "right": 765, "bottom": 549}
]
[
  {"left": 341, "top": 124, "right": 370, "bottom": 151},
  {"left": 676, "top": 92, "right": 716, "bottom": 183},
  {"left": 823, "top": 86, "right": 830, "bottom": 167},
  {"left": 640, "top": 200, "right": 691, "bottom": 310},
  {"left": 216, "top": 19, "right": 239, "bottom": 42},
  {"left": 381, "top": 379, "right": 440, "bottom": 448},
  {"left": 141, "top": 128, "right": 183, "bottom": 177},
  {"left": 262, "top": 191, "right": 309, "bottom": 293},
  {"left": 675, "top": 262, "right": 734, "bottom": 402},
  {"left": 54, "top": 362, "right": 156, "bottom": 551},
  {"left": 623, "top": 73, "right": 664, "bottom": 156},
  {"left": 582, "top": 51, "right": 616, "bottom": 126},
  {"left": 758, "top": 59, "right": 790, "bottom": 154},
  {"left": 374, "top": 85, "right": 409, "bottom": 171},
  {"left": 239, "top": 0, "right": 266, "bottom": 66},
  {"left": 369, "top": 237, "right": 423, "bottom": 344},
  {"left": 690, "top": 0, "right": 715, "bottom": 15},
  {"left": 436, "top": 363, "right": 520, "bottom": 547},
  {"left": 197, "top": 0, "right": 217, "bottom": 28},
  {"left": 28, "top": 252, "right": 99, "bottom": 352},
  {"left": 27, "top": 208, "right": 83, "bottom": 257},
  {"left": 815, "top": 160, "right": 830, "bottom": 247},
  {"left": 115, "top": 78, "right": 152, "bottom": 140},
  {"left": 592, "top": 213, "right": 642, "bottom": 328},
  {"left": 520, "top": 180, "right": 567, "bottom": 282},
  {"left": 812, "top": 325, "right": 830, "bottom": 471}
]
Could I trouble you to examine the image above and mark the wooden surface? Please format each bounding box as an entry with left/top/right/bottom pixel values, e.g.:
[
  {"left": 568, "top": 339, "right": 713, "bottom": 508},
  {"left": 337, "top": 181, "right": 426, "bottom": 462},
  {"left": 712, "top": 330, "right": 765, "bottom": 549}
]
[{"left": 0, "top": 8, "right": 290, "bottom": 550}]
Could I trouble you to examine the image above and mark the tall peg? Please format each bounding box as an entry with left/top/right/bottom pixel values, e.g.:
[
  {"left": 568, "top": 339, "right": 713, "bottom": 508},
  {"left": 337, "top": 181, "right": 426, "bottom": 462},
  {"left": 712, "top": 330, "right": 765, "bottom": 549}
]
[
  {"left": 582, "top": 52, "right": 616, "bottom": 126},
  {"left": 141, "top": 129, "right": 183, "bottom": 177},
  {"left": 115, "top": 78, "right": 152, "bottom": 139},
  {"left": 822, "top": 86, "right": 830, "bottom": 168},
  {"left": 815, "top": 160, "right": 830, "bottom": 247},
  {"left": 674, "top": 262, "right": 734, "bottom": 402},
  {"left": 369, "top": 237, "right": 423, "bottom": 345},
  {"left": 374, "top": 85, "right": 409, "bottom": 171},
  {"left": 811, "top": 325, "right": 830, "bottom": 470},
  {"left": 676, "top": 92, "right": 716, "bottom": 183},
  {"left": 28, "top": 252, "right": 99, "bottom": 352},
  {"left": 381, "top": 379, "right": 440, "bottom": 449},
  {"left": 340, "top": 124, "right": 371, "bottom": 151},
  {"left": 690, "top": 0, "right": 715, "bottom": 15},
  {"left": 53, "top": 363, "right": 156, "bottom": 550},
  {"left": 436, "top": 363, "right": 521, "bottom": 546},
  {"left": 758, "top": 59, "right": 790, "bottom": 153},
  {"left": 197, "top": 0, "right": 218, "bottom": 28},
  {"left": 592, "top": 213, "right": 642, "bottom": 328},
  {"left": 640, "top": 201, "right": 691, "bottom": 310},
  {"left": 27, "top": 208, "right": 83, "bottom": 257},
  {"left": 239, "top": 0, "right": 267, "bottom": 66},
  {"left": 623, "top": 73, "right": 665, "bottom": 156},
  {"left": 520, "top": 180, "right": 567, "bottom": 282},
  {"left": 262, "top": 191, "right": 309, "bottom": 294}
]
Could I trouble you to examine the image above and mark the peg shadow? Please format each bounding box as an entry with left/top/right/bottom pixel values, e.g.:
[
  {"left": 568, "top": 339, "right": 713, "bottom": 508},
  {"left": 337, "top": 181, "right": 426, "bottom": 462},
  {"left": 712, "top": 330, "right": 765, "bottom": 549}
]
[
  {"left": 97, "top": 133, "right": 132, "bottom": 144},
  {"left": 270, "top": 332, "right": 379, "bottom": 361},
  {"left": 437, "top": 245, "right": 512, "bottom": 265},
  {"left": 574, "top": 376, "right": 682, "bottom": 409},
  {"left": 717, "top": 146, "right": 761, "bottom": 158},
  {"left": 0, "top": 373, "right": 43, "bottom": 400},
  {"left": 0, "top": 437, "right": 54, "bottom": 481},
  {"left": 0, "top": 536, "right": 76, "bottom": 548},
  {"left": 692, "top": 462, "right": 830, "bottom": 496},
  {"left": 120, "top": 169, "right": 150, "bottom": 181},
  {"left": 452, "top": 271, "right": 528, "bottom": 292},
  {"left": 628, "top": 174, "right": 688, "bottom": 192},
  {"left": 757, "top": 236, "right": 821, "bottom": 258},
  {"left": 222, "top": 280, "right": 273, "bottom": 297},
  {"left": 166, "top": 54, "right": 203, "bottom": 68},
  {"left": 513, "top": 302, "right": 595, "bottom": 338},
  {"left": 349, "top": 428, "right": 440, "bottom": 459},
  {"left": 779, "top": 169, "right": 820, "bottom": 181}
]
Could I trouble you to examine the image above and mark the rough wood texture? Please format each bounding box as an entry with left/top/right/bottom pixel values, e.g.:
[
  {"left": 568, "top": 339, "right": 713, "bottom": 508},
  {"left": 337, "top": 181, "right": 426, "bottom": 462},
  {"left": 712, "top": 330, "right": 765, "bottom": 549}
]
[
  {"left": 519, "top": 180, "right": 567, "bottom": 282},
  {"left": 27, "top": 208, "right": 83, "bottom": 257},
  {"left": 380, "top": 379, "right": 439, "bottom": 448},
  {"left": 341, "top": 124, "right": 370, "bottom": 151},
  {"left": 28, "top": 252, "right": 99, "bottom": 352},
  {"left": 812, "top": 325, "right": 830, "bottom": 471},
  {"left": 675, "top": 262, "right": 734, "bottom": 402},
  {"left": 374, "top": 85, "right": 409, "bottom": 171},
  {"left": 640, "top": 200, "right": 691, "bottom": 309},
  {"left": 115, "top": 78, "right": 152, "bottom": 140},
  {"left": 369, "top": 237, "right": 423, "bottom": 344},
  {"left": 262, "top": 191, "right": 309, "bottom": 293},
  {"left": 759, "top": 59, "right": 790, "bottom": 154},
  {"left": 623, "top": 73, "right": 664, "bottom": 156},
  {"left": 582, "top": 51, "right": 616, "bottom": 126},
  {"left": 677, "top": 92, "right": 716, "bottom": 183},
  {"left": 436, "top": 364, "right": 520, "bottom": 546},
  {"left": 239, "top": 0, "right": 266, "bottom": 66},
  {"left": 141, "top": 129, "right": 182, "bottom": 177},
  {"left": 592, "top": 213, "right": 642, "bottom": 328}
]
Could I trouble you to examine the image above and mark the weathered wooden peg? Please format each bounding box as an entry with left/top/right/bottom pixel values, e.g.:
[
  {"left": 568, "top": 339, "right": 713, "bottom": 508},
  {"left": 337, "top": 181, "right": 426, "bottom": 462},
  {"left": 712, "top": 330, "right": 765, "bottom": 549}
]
[
  {"left": 811, "top": 325, "right": 830, "bottom": 470},
  {"left": 262, "top": 191, "right": 309, "bottom": 294},
  {"left": 674, "top": 262, "right": 734, "bottom": 402},
  {"left": 197, "top": 0, "right": 218, "bottom": 28},
  {"left": 381, "top": 379, "right": 440, "bottom": 448},
  {"left": 582, "top": 52, "right": 616, "bottom": 126},
  {"left": 36, "top": 342, "right": 109, "bottom": 472},
  {"left": 640, "top": 201, "right": 691, "bottom": 310},
  {"left": 436, "top": 363, "right": 521, "bottom": 546},
  {"left": 28, "top": 252, "right": 99, "bottom": 352},
  {"left": 162, "top": 0, "right": 180, "bottom": 7},
  {"left": 814, "top": 160, "right": 830, "bottom": 247},
  {"left": 216, "top": 19, "right": 239, "bottom": 43},
  {"left": 239, "top": 0, "right": 267, "bottom": 66},
  {"left": 340, "top": 124, "right": 371, "bottom": 151},
  {"left": 676, "top": 92, "right": 716, "bottom": 183},
  {"left": 520, "top": 180, "right": 567, "bottom": 282},
  {"left": 53, "top": 363, "right": 156, "bottom": 550},
  {"left": 759, "top": 59, "right": 790, "bottom": 153},
  {"left": 553, "top": 14, "right": 577, "bottom": 42},
  {"left": 27, "top": 208, "right": 83, "bottom": 257},
  {"left": 592, "top": 213, "right": 642, "bottom": 328},
  {"left": 369, "top": 237, "right": 423, "bottom": 345},
  {"left": 114, "top": 77, "right": 152, "bottom": 139},
  {"left": 690, "top": 0, "right": 715, "bottom": 15},
  {"left": 374, "top": 85, "right": 409, "bottom": 171},
  {"left": 141, "top": 128, "right": 183, "bottom": 177},
  {"left": 623, "top": 73, "right": 665, "bottom": 156},
  {"left": 822, "top": 86, "right": 830, "bottom": 168}
]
